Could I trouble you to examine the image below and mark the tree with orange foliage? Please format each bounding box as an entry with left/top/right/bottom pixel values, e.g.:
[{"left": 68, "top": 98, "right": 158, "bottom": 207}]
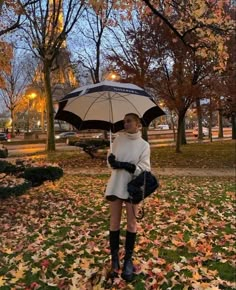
[
  {"left": 141, "top": 0, "right": 234, "bottom": 69},
  {"left": 106, "top": 5, "right": 230, "bottom": 151},
  {"left": 0, "top": 1, "right": 38, "bottom": 89},
  {"left": 0, "top": 48, "right": 30, "bottom": 136},
  {"left": 0, "top": 41, "right": 12, "bottom": 88}
]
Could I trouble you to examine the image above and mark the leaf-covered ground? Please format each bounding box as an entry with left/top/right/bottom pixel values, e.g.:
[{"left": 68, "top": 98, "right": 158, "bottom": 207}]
[
  {"left": 29, "top": 140, "right": 235, "bottom": 170},
  {"left": 0, "top": 174, "right": 235, "bottom": 289}
]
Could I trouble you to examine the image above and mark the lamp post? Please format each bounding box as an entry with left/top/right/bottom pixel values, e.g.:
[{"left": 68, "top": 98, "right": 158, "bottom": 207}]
[
  {"left": 111, "top": 73, "right": 117, "bottom": 80},
  {"left": 105, "top": 72, "right": 120, "bottom": 81},
  {"left": 27, "top": 93, "right": 37, "bottom": 132}
]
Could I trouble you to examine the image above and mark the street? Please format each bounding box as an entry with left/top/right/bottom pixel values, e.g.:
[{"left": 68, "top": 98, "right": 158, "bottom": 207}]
[{"left": 4, "top": 128, "right": 232, "bottom": 157}]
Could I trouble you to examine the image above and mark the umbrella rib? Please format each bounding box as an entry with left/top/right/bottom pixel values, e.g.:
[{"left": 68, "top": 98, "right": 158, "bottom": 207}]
[
  {"left": 115, "top": 92, "right": 143, "bottom": 115},
  {"left": 115, "top": 92, "right": 151, "bottom": 126},
  {"left": 80, "top": 93, "right": 105, "bottom": 122}
]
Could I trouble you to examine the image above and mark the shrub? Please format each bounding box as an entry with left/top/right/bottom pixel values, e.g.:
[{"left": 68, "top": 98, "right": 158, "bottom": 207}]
[
  {"left": 0, "top": 160, "right": 18, "bottom": 173},
  {"left": 23, "top": 166, "right": 63, "bottom": 186},
  {"left": 75, "top": 138, "right": 109, "bottom": 149},
  {"left": 66, "top": 136, "right": 80, "bottom": 146},
  {"left": 0, "top": 147, "right": 8, "bottom": 158},
  {"left": 75, "top": 139, "right": 110, "bottom": 158},
  {"left": 0, "top": 178, "right": 31, "bottom": 199}
]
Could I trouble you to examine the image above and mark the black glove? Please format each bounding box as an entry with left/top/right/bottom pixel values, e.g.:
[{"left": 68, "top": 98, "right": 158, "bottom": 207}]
[
  {"left": 108, "top": 153, "right": 116, "bottom": 166},
  {"left": 108, "top": 154, "right": 136, "bottom": 173},
  {"left": 117, "top": 161, "right": 136, "bottom": 173}
]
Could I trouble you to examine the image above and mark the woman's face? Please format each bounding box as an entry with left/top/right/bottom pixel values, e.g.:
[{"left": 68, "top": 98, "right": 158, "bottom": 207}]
[{"left": 123, "top": 115, "right": 139, "bottom": 133}]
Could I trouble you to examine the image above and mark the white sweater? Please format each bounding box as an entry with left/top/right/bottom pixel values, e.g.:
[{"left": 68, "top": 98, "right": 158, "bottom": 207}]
[{"left": 105, "top": 131, "right": 151, "bottom": 200}]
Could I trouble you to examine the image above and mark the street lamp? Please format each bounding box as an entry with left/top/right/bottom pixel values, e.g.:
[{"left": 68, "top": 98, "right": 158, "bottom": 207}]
[
  {"left": 105, "top": 72, "right": 120, "bottom": 81},
  {"left": 111, "top": 73, "right": 117, "bottom": 80},
  {"left": 27, "top": 93, "right": 37, "bottom": 132}
]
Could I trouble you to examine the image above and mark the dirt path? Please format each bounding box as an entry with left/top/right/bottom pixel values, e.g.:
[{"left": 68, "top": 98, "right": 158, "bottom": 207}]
[{"left": 64, "top": 167, "right": 235, "bottom": 177}]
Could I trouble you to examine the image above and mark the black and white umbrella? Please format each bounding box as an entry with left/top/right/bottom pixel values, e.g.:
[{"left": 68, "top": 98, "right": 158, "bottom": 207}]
[{"left": 55, "top": 80, "right": 165, "bottom": 148}]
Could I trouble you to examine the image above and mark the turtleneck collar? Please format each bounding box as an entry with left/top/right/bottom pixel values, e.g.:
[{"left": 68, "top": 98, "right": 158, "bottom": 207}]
[{"left": 125, "top": 131, "right": 141, "bottom": 140}]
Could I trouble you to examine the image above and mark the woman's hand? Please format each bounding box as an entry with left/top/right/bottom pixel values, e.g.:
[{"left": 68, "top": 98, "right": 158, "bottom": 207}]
[
  {"left": 108, "top": 153, "right": 116, "bottom": 166},
  {"left": 108, "top": 154, "right": 136, "bottom": 173}
]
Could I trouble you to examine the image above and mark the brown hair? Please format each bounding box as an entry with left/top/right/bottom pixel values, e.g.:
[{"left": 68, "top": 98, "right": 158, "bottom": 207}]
[{"left": 125, "top": 113, "right": 141, "bottom": 125}]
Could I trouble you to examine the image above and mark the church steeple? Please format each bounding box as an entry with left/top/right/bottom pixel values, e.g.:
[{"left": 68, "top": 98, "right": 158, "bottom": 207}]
[{"left": 49, "top": 0, "right": 66, "bottom": 47}]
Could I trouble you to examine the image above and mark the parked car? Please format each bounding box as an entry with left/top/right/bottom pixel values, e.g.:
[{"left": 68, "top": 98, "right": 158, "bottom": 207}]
[
  {"left": 0, "top": 133, "right": 8, "bottom": 142},
  {"left": 55, "top": 132, "right": 78, "bottom": 140},
  {"left": 92, "top": 133, "right": 117, "bottom": 139},
  {"left": 155, "top": 124, "right": 170, "bottom": 130},
  {"left": 193, "top": 127, "right": 209, "bottom": 137}
]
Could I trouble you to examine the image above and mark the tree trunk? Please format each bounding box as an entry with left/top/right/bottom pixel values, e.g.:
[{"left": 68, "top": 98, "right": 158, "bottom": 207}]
[
  {"left": 181, "top": 117, "right": 186, "bottom": 145},
  {"left": 196, "top": 97, "right": 203, "bottom": 140},
  {"left": 232, "top": 112, "right": 236, "bottom": 140},
  {"left": 209, "top": 96, "right": 213, "bottom": 142},
  {"left": 176, "top": 113, "right": 185, "bottom": 153},
  {"left": 41, "top": 109, "right": 45, "bottom": 133},
  {"left": 142, "top": 127, "right": 148, "bottom": 141},
  {"left": 170, "top": 112, "right": 176, "bottom": 141},
  {"left": 43, "top": 61, "right": 55, "bottom": 151},
  {"left": 11, "top": 109, "right": 15, "bottom": 138},
  {"left": 218, "top": 108, "right": 224, "bottom": 138}
]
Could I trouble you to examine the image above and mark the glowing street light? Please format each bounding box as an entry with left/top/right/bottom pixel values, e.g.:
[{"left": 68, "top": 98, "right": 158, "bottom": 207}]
[
  {"left": 111, "top": 73, "right": 117, "bottom": 80},
  {"left": 27, "top": 93, "right": 37, "bottom": 132},
  {"left": 105, "top": 72, "right": 119, "bottom": 81}
]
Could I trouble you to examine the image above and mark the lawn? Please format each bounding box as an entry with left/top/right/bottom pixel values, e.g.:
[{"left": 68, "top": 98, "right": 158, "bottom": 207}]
[
  {"left": 0, "top": 174, "right": 235, "bottom": 289},
  {"left": 29, "top": 140, "right": 235, "bottom": 170}
]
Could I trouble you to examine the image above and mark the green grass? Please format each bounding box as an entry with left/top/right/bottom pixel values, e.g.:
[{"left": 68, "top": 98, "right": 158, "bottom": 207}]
[
  {"left": 18, "top": 139, "right": 235, "bottom": 169},
  {"left": 151, "top": 140, "right": 235, "bottom": 168},
  {"left": 0, "top": 174, "right": 235, "bottom": 289}
]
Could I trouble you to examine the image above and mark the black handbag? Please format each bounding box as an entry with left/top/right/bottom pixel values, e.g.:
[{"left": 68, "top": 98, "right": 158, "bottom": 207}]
[
  {"left": 127, "top": 171, "right": 159, "bottom": 219},
  {"left": 128, "top": 170, "right": 159, "bottom": 200}
]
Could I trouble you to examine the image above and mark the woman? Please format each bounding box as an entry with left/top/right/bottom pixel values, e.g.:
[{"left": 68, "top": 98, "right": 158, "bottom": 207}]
[{"left": 105, "top": 113, "right": 151, "bottom": 282}]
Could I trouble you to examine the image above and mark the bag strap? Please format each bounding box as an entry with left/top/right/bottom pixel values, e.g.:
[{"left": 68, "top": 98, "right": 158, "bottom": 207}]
[{"left": 131, "top": 171, "right": 146, "bottom": 220}]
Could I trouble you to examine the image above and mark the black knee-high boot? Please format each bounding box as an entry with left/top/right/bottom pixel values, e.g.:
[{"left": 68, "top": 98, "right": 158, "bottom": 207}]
[
  {"left": 109, "top": 230, "right": 120, "bottom": 276},
  {"left": 121, "top": 231, "right": 136, "bottom": 282}
]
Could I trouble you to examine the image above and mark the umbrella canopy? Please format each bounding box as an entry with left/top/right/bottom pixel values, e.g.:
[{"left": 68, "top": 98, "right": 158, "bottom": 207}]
[{"left": 55, "top": 80, "right": 165, "bottom": 133}]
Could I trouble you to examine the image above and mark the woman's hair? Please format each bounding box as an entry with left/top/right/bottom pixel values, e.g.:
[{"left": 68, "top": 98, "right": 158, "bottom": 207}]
[{"left": 125, "top": 113, "right": 141, "bottom": 125}]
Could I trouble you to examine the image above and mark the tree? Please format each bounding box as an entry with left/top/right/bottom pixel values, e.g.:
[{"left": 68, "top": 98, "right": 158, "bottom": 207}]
[
  {"left": 220, "top": 6, "right": 236, "bottom": 139},
  {"left": 106, "top": 12, "right": 164, "bottom": 140},
  {"left": 0, "top": 47, "right": 30, "bottom": 136},
  {"left": 0, "top": 41, "right": 13, "bottom": 88},
  {"left": 141, "top": 0, "right": 234, "bottom": 69},
  {"left": 72, "top": 1, "right": 120, "bottom": 84},
  {"left": 18, "top": 0, "right": 85, "bottom": 151},
  {"left": 107, "top": 13, "right": 159, "bottom": 87},
  {"left": 0, "top": 0, "right": 38, "bottom": 36},
  {"left": 0, "top": 1, "right": 39, "bottom": 96},
  {"left": 106, "top": 12, "right": 215, "bottom": 150},
  {"left": 139, "top": 0, "right": 234, "bottom": 150}
]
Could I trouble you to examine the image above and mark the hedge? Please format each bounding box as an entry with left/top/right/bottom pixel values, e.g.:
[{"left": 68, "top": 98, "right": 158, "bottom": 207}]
[
  {"left": 0, "top": 160, "right": 64, "bottom": 198},
  {"left": 0, "top": 179, "right": 31, "bottom": 198},
  {"left": 0, "top": 160, "right": 18, "bottom": 173},
  {"left": 23, "top": 166, "right": 63, "bottom": 186},
  {"left": 0, "top": 148, "right": 8, "bottom": 158}
]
